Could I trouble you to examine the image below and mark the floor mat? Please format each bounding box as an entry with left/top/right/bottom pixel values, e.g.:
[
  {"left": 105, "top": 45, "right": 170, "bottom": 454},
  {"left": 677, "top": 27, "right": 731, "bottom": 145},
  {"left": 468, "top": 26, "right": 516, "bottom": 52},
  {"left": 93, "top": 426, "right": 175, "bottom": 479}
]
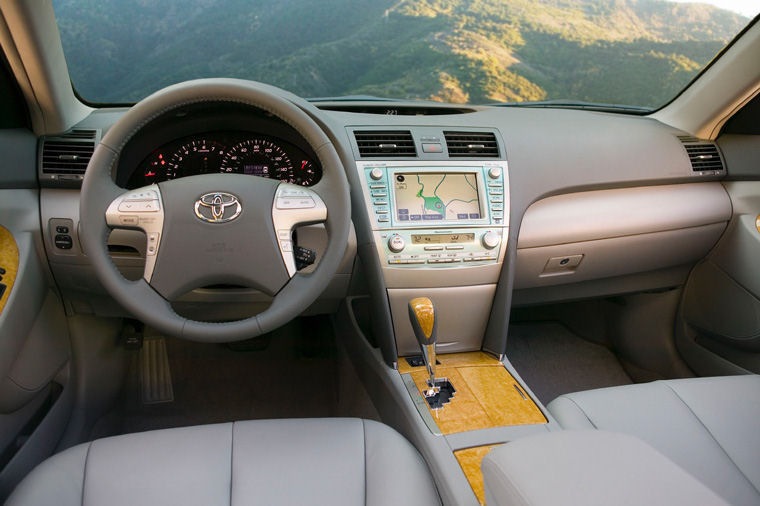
[
  {"left": 507, "top": 322, "right": 633, "bottom": 405},
  {"left": 96, "top": 316, "right": 378, "bottom": 437}
]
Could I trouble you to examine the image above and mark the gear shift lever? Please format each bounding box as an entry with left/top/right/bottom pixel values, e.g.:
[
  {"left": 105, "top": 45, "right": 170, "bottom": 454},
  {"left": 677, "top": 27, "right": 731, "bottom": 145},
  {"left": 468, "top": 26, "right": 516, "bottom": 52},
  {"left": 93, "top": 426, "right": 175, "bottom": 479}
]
[{"left": 408, "top": 297, "right": 438, "bottom": 393}]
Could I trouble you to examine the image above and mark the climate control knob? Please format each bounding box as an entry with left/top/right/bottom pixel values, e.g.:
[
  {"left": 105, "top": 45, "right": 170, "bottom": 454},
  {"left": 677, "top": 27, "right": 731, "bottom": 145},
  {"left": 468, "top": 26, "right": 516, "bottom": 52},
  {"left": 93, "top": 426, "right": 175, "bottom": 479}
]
[
  {"left": 388, "top": 234, "right": 406, "bottom": 253},
  {"left": 481, "top": 231, "right": 500, "bottom": 250}
]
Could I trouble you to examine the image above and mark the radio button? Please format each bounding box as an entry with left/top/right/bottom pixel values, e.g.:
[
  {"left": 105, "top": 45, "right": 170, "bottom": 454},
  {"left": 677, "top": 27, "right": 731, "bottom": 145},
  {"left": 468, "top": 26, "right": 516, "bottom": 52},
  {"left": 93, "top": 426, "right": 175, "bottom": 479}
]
[
  {"left": 424, "top": 246, "right": 444, "bottom": 251},
  {"left": 369, "top": 183, "right": 387, "bottom": 189},
  {"left": 482, "top": 231, "right": 500, "bottom": 249},
  {"left": 445, "top": 245, "right": 464, "bottom": 250},
  {"left": 388, "top": 235, "right": 406, "bottom": 253},
  {"left": 491, "top": 204, "right": 503, "bottom": 211},
  {"left": 377, "top": 215, "right": 390, "bottom": 223},
  {"left": 490, "top": 195, "right": 503, "bottom": 203}
]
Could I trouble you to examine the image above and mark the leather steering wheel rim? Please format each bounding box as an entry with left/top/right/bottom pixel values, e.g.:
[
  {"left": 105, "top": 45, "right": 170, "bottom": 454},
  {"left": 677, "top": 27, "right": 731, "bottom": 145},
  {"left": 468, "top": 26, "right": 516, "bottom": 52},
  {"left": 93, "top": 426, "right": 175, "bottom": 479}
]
[{"left": 79, "top": 79, "right": 350, "bottom": 342}]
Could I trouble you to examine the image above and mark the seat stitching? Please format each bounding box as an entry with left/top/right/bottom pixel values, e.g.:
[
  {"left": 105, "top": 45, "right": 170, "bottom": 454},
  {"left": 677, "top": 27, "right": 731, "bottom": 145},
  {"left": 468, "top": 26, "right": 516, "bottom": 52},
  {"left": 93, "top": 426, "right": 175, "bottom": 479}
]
[
  {"left": 662, "top": 382, "right": 760, "bottom": 498},
  {"left": 81, "top": 442, "right": 93, "bottom": 506},
  {"left": 229, "top": 422, "right": 235, "bottom": 506},
  {"left": 362, "top": 419, "right": 368, "bottom": 506},
  {"left": 563, "top": 396, "right": 598, "bottom": 429}
]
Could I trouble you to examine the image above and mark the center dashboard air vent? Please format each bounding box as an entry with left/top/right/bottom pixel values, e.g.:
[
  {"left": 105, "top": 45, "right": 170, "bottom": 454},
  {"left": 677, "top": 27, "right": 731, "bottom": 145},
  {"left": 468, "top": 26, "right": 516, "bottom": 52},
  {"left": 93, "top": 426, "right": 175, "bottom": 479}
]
[
  {"left": 39, "top": 129, "right": 100, "bottom": 187},
  {"left": 677, "top": 135, "right": 724, "bottom": 174},
  {"left": 444, "top": 131, "right": 499, "bottom": 157},
  {"left": 354, "top": 130, "right": 416, "bottom": 157}
]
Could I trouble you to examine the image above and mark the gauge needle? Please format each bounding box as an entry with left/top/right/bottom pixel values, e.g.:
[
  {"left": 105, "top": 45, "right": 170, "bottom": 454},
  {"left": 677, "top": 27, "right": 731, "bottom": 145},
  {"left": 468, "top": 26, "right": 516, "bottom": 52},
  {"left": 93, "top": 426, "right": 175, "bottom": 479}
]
[
  {"left": 145, "top": 171, "right": 156, "bottom": 177},
  {"left": 301, "top": 160, "right": 307, "bottom": 169}
]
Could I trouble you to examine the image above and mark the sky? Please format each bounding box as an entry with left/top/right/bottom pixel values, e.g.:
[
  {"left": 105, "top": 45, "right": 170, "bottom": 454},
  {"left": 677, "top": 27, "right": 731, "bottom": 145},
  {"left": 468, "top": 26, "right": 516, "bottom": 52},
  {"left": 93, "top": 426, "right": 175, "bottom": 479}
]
[{"left": 667, "top": 0, "right": 759, "bottom": 18}]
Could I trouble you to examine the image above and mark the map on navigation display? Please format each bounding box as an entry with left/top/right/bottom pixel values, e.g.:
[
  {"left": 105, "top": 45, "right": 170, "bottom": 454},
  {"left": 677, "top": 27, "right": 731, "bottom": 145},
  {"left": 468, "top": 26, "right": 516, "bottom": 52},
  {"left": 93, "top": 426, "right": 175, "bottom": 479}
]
[{"left": 394, "top": 173, "right": 481, "bottom": 222}]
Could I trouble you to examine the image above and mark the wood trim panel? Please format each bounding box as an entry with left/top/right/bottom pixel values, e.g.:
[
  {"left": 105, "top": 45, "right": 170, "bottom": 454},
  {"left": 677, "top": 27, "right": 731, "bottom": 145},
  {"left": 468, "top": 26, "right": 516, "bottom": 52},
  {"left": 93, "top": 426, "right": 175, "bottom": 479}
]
[
  {"left": 454, "top": 445, "right": 501, "bottom": 505},
  {"left": 401, "top": 352, "right": 546, "bottom": 434},
  {"left": 0, "top": 226, "right": 18, "bottom": 316}
]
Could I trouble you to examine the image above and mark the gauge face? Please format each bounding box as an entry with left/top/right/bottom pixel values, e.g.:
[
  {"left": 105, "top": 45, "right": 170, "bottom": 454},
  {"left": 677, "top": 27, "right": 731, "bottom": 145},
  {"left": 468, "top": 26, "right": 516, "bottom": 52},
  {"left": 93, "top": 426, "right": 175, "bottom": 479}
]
[
  {"left": 221, "top": 139, "right": 293, "bottom": 182},
  {"left": 167, "top": 140, "right": 226, "bottom": 179},
  {"left": 292, "top": 159, "right": 319, "bottom": 186}
]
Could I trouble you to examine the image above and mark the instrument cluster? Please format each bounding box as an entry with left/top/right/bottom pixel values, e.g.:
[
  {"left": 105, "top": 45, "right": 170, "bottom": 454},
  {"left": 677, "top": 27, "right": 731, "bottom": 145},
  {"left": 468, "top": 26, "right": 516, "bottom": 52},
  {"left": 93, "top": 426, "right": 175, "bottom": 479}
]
[{"left": 126, "top": 132, "right": 321, "bottom": 188}]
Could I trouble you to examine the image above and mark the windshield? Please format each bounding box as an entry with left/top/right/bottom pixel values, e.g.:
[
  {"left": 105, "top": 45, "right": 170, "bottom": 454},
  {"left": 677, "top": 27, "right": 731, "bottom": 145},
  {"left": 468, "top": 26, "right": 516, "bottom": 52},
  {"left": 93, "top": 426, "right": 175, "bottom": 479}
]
[{"left": 52, "top": 0, "right": 757, "bottom": 108}]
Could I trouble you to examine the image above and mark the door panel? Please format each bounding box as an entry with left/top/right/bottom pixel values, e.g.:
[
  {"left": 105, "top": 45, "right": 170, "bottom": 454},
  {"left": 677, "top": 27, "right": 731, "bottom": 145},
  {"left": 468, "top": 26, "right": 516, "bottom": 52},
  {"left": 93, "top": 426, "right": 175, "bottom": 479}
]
[
  {"left": 679, "top": 182, "right": 760, "bottom": 374},
  {"left": 0, "top": 188, "right": 71, "bottom": 497}
]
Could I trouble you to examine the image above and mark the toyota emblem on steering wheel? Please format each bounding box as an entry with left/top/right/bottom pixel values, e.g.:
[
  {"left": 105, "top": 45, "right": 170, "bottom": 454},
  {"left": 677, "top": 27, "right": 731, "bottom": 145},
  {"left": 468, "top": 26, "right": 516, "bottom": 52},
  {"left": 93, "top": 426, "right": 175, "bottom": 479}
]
[{"left": 194, "top": 192, "right": 242, "bottom": 223}]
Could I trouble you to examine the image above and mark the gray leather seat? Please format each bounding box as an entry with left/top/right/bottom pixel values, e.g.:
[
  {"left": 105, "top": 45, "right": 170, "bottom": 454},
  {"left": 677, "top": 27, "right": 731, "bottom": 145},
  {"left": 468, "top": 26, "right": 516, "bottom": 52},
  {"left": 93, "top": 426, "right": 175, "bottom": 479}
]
[
  {"left": 548, "top": 375, "right": 760, "bottom": 506},
  {"left": 7, "top": 418, "right": 441, "bottom": 506}
]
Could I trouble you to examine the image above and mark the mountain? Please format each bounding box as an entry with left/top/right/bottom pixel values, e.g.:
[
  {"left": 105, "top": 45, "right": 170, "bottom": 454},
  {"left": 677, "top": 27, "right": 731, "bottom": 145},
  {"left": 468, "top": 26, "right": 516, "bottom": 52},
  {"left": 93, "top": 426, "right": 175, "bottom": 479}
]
[{"left": 52, "top": 0, "right": 750, "bottom": 107}]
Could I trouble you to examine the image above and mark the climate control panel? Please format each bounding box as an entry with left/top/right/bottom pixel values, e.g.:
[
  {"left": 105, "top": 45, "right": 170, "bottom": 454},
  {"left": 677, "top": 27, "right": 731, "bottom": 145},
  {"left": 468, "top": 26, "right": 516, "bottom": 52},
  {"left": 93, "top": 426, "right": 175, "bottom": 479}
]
[{"left": 377, "top": 228, "right": 504, "bottom": 268}]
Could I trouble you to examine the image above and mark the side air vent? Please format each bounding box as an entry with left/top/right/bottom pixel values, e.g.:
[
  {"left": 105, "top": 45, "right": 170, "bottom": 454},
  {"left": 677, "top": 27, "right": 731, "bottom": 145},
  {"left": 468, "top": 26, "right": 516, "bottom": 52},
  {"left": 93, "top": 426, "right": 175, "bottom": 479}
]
[
  {"left": 677, "top": 136, "right": 724, "bottom": 173},
  {"left": 354, "top": 130, "right": 416, "bottom": 157},
  {"left": 444, "top": 131, "right": 499, "bottom": 157},
  {"left": 39, "top": 129, "right": 100, "bottom": 186}
]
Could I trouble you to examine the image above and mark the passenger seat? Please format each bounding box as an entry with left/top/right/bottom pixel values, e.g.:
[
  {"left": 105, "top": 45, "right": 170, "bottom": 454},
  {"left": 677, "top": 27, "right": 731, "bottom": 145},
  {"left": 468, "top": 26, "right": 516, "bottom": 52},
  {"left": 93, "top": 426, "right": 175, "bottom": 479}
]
[{"left": 547, "top": 375, "right": 760, "bottom": 506}]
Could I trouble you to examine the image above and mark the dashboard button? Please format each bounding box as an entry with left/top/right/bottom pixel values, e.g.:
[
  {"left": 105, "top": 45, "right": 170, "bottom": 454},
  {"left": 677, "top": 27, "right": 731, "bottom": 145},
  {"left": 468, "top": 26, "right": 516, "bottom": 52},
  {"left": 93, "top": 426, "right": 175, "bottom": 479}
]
[
  {"left": 377, "top": 215, "right": 390, "bottom": 223},
  {"left": 482, "top": 231, "right": 500, "bottom": 249},
  {"left": 488, "top": 167, "right": 502, "bottom": 179},
  {"left": 445, "top": 245, "right": 464, "bottom": 250},
  {"left": 369, "top": 183, "right": 387, "bottom": 190},
  {"left": 369, "top": 168, "right": 384, "bottom": 180},
  {"left": 424, "top": 246, "right": 444, "bottom": 251},
  {"left": 388, "top": 235, "right": 405, "bottom": 253},
  {"left": 422, "top": 143, "right": 443, "bottom": 153},
  {"left": 490, "top": 195, "right": 503, "bottom": 203}
]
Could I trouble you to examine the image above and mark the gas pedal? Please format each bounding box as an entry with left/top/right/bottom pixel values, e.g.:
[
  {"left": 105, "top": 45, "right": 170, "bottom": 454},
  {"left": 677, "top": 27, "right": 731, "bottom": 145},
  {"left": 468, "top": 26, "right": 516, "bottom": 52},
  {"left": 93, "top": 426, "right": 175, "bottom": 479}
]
[{"left": 139, "top": 337, "right": 174, "bottom": 404}]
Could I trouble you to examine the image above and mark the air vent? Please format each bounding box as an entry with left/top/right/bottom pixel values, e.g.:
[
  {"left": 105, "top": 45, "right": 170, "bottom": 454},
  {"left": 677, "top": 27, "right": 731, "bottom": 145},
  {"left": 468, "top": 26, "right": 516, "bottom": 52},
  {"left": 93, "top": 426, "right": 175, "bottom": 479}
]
[
  {"left": 40, "top": 129, "right": 100, "bottom": 186},
  {"left": 354, "top": 130, "right": 416, "bottom": 157},
  {"left": 444, "top": 131, "right": 499, "bottom": 157},
  {"left": 678, "top": 136, "right": 724, "bottom": 173}
]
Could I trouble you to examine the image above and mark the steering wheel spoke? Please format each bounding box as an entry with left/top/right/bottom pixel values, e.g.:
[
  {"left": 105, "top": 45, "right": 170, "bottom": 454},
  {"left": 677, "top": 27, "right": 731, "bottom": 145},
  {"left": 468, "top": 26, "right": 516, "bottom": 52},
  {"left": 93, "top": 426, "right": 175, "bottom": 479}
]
[
  {"left": 272, "top": 184, "right": 327, "bottom": 277},
  {"left": 105, "top": 184, "right": 165, "bottom": 282}
]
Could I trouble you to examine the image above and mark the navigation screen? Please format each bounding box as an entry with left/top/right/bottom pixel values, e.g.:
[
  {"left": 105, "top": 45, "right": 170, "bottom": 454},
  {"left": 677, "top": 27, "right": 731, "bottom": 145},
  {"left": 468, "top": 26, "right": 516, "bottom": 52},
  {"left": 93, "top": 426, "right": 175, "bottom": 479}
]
[{"left": 393, "top": 172, "right": 481, "bottom": 222}]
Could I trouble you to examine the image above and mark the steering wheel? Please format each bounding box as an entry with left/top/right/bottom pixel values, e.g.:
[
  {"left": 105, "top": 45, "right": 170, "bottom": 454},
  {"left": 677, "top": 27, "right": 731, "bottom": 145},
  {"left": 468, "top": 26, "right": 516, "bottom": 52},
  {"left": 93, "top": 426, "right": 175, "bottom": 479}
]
[{"left": 79, "top": 79, "right": 350, "bottom": 342}]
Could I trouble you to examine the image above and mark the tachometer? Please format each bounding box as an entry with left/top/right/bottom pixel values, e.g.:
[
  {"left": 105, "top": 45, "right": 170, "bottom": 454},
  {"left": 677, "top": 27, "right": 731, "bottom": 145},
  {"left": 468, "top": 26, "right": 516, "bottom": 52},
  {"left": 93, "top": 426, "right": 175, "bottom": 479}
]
[
  {"left": 220, "top": 139, "right": 293, "bottom": 182},
  {"left": 292, "top": 159, "right": 319, "bottom": 186},
  {"left": 167, "top": 139, "right": 225, "bottom": 179}
]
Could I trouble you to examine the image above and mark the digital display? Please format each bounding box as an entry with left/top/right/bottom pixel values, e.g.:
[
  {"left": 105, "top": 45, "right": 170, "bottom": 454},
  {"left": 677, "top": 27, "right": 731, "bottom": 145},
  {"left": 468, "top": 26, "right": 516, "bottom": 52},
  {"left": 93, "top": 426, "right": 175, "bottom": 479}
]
[
  {"left": 394, "top": 172, "right": 481, "bottom": 222},
  {"left": 411, "top": 233, "right": 475, "bottom": 244}
]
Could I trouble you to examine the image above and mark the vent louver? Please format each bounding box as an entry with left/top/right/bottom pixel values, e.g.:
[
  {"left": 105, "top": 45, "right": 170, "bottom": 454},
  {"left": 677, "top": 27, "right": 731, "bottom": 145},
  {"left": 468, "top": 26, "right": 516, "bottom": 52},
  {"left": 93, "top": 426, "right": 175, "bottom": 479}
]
[
  {"left": 41, "top": 130, "right": 98, "bottom": 176},
  {"left": 444, "top": 131, "right": 499, "bottom": 157},
  {"left": 677, "top": 136, "right": 724, "bottom": 173},
  {"left": 354, "top": 130, "right": 416, "bottom": 157}
]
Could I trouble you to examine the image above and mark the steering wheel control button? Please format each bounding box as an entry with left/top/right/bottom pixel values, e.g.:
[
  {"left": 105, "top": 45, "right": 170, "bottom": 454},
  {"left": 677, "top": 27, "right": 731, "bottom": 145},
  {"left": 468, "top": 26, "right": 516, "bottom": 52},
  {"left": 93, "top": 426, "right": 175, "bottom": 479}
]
[
  {"left": 388, "top": 234, "right": 406, "bottom": 253},
  {"left": 481, "top": 231, "right": 500, "bottom": 249},
  {"left": 369, "top": 167, "right": 384, "bottom": 180},
  {"left": 146, "top": 233, "right": 160, "bottom": 255},
  {"left": 488, "top": 167, "right": 502, "bottom": 179},
  {"left": 277, "top": 229, "right": 291, "bottom": 240},
  {"left": 119, "top": 215, "right": 139, "bottom": 226},
  {"left": 118, "top": 199, "right": 160, "bottom": 212},
  {"left": 276, "top": 196, "right": 316, "bottom": 209},
  {"left": 280, "top": 240, "right": 293, "bottom": 252}
]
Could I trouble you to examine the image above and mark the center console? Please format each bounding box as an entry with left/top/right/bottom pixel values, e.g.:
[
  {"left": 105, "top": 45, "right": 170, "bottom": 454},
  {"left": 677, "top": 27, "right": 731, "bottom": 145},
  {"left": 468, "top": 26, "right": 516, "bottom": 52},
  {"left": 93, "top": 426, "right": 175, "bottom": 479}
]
[{"left": 356, "top": 160, "right": 510, "bottom": 355}]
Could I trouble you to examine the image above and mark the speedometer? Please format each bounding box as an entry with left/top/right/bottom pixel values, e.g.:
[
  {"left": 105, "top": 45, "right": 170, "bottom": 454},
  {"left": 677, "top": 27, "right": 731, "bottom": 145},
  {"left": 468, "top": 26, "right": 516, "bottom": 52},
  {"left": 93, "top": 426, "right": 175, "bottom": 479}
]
[{"left": 220, "top": 139, "right": 293, "bottom": 182}]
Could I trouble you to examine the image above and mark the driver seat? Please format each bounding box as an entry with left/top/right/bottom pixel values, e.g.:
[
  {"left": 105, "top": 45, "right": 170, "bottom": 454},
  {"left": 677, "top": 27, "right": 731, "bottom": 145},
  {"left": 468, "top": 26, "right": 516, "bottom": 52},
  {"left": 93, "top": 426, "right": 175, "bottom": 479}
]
[{"left": 7, "top": 418, "right": 441, "bottom": 506}]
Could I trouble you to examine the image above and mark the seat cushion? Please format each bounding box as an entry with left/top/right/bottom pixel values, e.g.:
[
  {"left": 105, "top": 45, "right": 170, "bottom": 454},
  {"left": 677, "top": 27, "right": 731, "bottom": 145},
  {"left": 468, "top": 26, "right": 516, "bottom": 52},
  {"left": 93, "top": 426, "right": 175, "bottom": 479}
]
[
  {"left": 482, "top": 430, "right": 729, "bottom": 506},
  {"left": 7, "top": 418, "right": 440, "bottom": 506},
  {"left": 547, "top": 375, "right": 760, "bottom": 506}
]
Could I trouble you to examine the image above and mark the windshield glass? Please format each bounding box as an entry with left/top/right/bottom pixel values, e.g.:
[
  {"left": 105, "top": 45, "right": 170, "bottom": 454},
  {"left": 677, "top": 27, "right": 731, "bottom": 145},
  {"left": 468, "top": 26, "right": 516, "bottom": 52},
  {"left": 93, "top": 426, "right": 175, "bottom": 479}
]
[{"left": 52, "top": 0, "right": 757, "bottom": 108}]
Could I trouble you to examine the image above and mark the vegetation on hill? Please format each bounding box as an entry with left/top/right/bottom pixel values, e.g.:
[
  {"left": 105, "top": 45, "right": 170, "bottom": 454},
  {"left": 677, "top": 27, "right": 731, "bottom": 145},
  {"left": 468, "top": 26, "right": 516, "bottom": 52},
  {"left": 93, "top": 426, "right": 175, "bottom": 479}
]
[{"left": 52, "top": 0, "right": 749, "bottom": 107}]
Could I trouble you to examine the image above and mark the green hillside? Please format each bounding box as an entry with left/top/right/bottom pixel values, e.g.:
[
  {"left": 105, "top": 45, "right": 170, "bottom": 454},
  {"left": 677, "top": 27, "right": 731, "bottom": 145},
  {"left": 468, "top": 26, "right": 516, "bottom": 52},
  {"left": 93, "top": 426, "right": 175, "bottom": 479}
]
[{"left": 52, "top": 0, "right": 749, "bottom": 107}]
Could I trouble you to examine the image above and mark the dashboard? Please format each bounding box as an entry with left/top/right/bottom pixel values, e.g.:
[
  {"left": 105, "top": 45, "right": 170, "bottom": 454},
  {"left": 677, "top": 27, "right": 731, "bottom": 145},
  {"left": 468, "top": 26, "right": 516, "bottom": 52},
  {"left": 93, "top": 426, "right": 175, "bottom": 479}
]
[{"left": 125, "top": 131, "right": 322, "bottom": 189}]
